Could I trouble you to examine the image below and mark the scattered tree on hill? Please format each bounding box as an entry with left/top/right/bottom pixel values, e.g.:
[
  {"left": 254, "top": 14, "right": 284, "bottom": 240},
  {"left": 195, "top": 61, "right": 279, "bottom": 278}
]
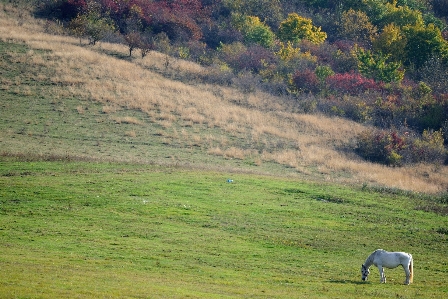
[
  {"left": 139, "top": 33, "right": 154, "bottom": 58},
  {"left": 34, "top": 0, "right": 448, "bottom": 167},
  {"left": 402, "top": 23, "right": 448, "bottom": 68},
  {"left": 379, "top": 1, "right": 425, "bottom": 28},
  {"left": 372, "top": 23, "right": 407, "bottom": 63},
  {"left": 124, "top": 31, "right": 141, "bottom": 56},
  {"left": 355, "top": 47, "right": 404, "bottom": 83},
  {"left": 337, "top": 9, "right": 377, "bottom": 46},
  {"left": 239, "top": 15, "right": 276, "bottom": 48},
  {"left": 68, "top": 2, "right": 115, "bottom": 45},
  {"left": 278, "top": 13, "right": 327, "bottom": 45}
]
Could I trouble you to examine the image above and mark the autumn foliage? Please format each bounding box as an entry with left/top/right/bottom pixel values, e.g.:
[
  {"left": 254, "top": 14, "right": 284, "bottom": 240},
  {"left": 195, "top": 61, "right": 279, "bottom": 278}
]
[
  {"left": 356, "top": 129, "right": 447, "bottom": 166},
  {"left": 326, "top": 72, "right": 382, "bottom": 96}
]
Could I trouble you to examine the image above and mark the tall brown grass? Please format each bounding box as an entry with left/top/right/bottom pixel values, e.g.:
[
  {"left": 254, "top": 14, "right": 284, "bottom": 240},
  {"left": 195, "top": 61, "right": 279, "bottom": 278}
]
[{"left": 1, "top": 6, "right": 447, "bottom": 193}]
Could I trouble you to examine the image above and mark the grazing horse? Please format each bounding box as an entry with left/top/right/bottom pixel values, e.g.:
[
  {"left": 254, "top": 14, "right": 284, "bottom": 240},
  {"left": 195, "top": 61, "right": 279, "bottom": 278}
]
[{"left": 361, "top": 249, "right": 413, "bottom": 285}]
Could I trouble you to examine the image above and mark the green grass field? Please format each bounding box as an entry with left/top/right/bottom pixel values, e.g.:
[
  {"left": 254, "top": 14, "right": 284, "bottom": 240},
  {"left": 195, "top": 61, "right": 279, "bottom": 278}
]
[{"left": 1, "top": 160, "right": 447, "bottom": 298}]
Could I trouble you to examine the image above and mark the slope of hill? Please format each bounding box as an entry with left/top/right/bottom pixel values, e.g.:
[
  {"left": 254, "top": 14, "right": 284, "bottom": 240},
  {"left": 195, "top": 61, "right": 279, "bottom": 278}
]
[{"left": 1, "top": 5, "right": 447, "bottom": 193}]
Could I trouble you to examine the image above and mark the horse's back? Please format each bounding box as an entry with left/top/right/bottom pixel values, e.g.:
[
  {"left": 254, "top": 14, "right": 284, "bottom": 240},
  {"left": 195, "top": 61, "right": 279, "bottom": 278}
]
[{"left": 375, "top": 250, "right": 411, "bottom": 268}]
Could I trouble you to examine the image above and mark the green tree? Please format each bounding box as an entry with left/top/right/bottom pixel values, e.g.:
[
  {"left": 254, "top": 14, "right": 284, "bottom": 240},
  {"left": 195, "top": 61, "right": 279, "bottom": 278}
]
[
  {"left": 314, "top": 65, "right": 334, "bottom": 88},
  {"left": 69, "top": 2, "right": 115, "bottom": 45},
  {"left": 379, "top": 1, "right": 424, "bottom": 28},
  {"left": 278, "top": 13, "right": 327, "bottom": 45},
  {"left": 223, "top": 0, "right": 283, "bottom": 27},
  {"left": 355, "top": 46, "right": 404, "bottom": 83},
  {"left": 241, "top": 16, "right": 276, "bottom": 48},
  {"left": 338, "top": 9, "right": 377, "bottom": 45},
  {"left": 359, "top": 0, "right": 390, "bottom": 26},
  {"left": 85, "top": 15, "right": 115, "bottom": 45},
  {"left": 402, "top": 23, "right": 448, "bottom": 68},
  {"left": 372, "top": 23, "right": 407, "bottom": 63}
]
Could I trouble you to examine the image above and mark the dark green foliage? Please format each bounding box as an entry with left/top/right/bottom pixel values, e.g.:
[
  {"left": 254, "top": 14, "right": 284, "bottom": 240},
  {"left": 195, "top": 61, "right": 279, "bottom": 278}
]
[
  {"left": 402, "top": 23, "right": 448, "bottom": 69},
  {"left": 433, "top": 0, "right": 448, "bottom": 17}
]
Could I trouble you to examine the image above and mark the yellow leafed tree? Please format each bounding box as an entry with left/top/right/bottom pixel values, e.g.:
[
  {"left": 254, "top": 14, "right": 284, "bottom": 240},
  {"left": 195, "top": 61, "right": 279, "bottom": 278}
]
[{"left": 278, "top": 13, "right": 326, "bottom": 45}]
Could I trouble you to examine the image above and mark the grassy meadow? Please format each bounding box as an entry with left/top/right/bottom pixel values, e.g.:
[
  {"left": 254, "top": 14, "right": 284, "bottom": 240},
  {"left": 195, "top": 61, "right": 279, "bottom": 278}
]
[
  {"left": 1, "top": 160, "right": 447, "bottom": 298},
  {"left": 1, "top": 3, "right": 448, "bottom": 298}
]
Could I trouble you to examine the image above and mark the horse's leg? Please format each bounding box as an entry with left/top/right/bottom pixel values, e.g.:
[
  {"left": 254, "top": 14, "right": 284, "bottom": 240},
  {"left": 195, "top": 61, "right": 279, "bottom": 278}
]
[
  {"left": 403, "top": 264, "right": 410, "bottom": 285},
  {"left": 378, "top": 265, "right": 386, "bottom": 283}
]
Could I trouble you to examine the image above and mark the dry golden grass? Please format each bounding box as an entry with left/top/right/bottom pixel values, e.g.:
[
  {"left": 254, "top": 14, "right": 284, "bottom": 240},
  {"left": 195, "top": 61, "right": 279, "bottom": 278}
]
[
  {"left": 76, "top": 106, "right": 85, "bottom": 114},
  {"left": 1, "top": 7, "right": 447, "bottom": 193},
  {"left": 102, "top": 105, "right": 120, "bottom": 114},
  {"left": 112, "top": 116, "right": 143, "bottom": 125},
  {"left": 125, "top": 130, "right": 137, "bottom": 138}
]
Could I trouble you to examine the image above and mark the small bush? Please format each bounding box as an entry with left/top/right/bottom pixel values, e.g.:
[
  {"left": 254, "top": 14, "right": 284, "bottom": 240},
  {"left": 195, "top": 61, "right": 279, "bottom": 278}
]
[
  {"left": 202, "top": 23, "right": 243, "bottom": 49},
  {"left": 292, "top": 69, "right": 320, "bottom": 93},
  {"left": 230, "top": 45, "right": 277, "bottom": 73},
  {"left": 402, "top": 129, "right": 447, "bottom": 164},
  {"left": 356, "top": 129, "right": 448, "bottom": 166},
  {"left": 321, "top": 95, "right": 372, "bottom": 122},
  {"left": 232, "top": 71, "right": 261, "bottom": 93},
  {"left": 356, "top": 129, "right": 405, "bottom": 166}
]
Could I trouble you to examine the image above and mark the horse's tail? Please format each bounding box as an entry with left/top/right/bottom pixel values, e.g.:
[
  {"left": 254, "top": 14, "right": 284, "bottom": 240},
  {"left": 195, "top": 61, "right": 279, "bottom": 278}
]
[{"left": 409, "top": 254, "right": 414, "bottom": 283}]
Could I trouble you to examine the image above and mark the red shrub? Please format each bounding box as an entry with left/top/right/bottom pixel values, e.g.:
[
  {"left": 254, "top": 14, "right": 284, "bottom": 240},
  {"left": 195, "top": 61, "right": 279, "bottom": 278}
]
[
  {"left": 292, "top": 69, "right": 319, "bottom": 93},
  {"left": 326, "top": 72, "right": 382, "bottom": 95},
  {"left": 141, "top": 0, "right": 207, "bottom": 41},
  {"left": 99, "top": 0, "right": 208, "bottom": 41},
  {"left": 356, "top": 129, "right": 406, "bottom": 166}
]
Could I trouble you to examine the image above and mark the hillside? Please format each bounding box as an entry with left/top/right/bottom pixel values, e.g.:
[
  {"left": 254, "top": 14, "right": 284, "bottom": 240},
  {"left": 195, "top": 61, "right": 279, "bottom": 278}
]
[{"left": 1, "top": 4, "right": 448, "bottom": 193}]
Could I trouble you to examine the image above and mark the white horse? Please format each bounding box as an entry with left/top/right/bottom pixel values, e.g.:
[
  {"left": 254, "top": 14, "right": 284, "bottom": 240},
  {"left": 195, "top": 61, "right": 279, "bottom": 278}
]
[{"left": 361, "top": 249, "right": 413, "bottom": 285}]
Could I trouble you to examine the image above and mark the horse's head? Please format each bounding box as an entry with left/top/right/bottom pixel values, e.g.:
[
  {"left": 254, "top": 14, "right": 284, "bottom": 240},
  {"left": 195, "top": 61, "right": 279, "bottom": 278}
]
[{"left": 361, "top": 264, "right": 370, "bottom": 281}]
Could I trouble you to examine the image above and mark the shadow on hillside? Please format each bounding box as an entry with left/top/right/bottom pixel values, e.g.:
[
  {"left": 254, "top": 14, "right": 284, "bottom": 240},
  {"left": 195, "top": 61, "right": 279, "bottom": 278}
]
[
  {"left": 327, "top": 279, "right": 367, "bottom": 285},
  {"left": 99, "top": 49, "right": 132, "bottom": 60}
]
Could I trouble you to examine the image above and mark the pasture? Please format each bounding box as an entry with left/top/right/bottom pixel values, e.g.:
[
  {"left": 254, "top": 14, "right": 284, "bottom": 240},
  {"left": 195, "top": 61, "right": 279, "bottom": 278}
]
[{"left": 1, "top": 160, "right": 447, "bottom": 298}]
